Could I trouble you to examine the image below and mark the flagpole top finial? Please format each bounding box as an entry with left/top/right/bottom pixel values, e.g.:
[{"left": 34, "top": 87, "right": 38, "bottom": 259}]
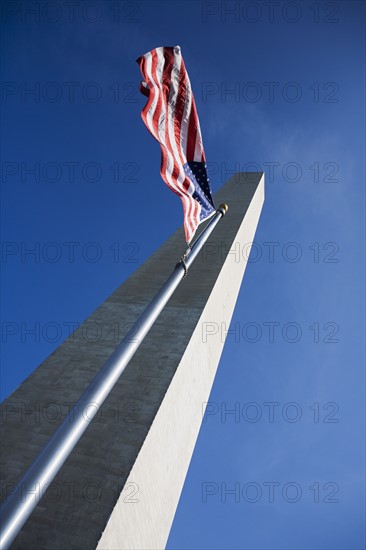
[{"left": 218, "top": 203, "right": 229, "bottom": 216}]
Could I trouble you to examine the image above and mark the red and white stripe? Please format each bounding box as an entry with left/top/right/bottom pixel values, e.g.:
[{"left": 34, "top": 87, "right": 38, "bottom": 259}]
[{"left": 137, "top": 45, "right": 208, "bottom": 244}]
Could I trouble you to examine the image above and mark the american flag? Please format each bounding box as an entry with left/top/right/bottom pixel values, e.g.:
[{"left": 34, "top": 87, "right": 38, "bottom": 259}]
[{"left": 137, "top": 45, "right": 216, "bottom": 244}]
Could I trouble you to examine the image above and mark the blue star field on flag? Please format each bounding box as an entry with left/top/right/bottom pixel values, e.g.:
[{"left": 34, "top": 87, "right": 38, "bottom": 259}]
[{"left": 183, "top": 161, "right": 215, "bottom": 221}]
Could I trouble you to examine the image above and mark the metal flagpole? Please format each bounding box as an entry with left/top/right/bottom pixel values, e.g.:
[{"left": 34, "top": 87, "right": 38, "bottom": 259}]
[{"left": 0, "top": 203, "right": 228, "bottom": 550}]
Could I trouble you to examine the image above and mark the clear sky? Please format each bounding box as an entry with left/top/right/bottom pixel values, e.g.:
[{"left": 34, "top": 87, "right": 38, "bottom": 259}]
[{"left": 1, "top": 1, "right": 365, "bottom": 548}]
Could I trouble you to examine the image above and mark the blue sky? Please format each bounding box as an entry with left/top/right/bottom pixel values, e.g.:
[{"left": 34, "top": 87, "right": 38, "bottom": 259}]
[{"left": 1, "top": 1, "right": 365, "bottom": 548}]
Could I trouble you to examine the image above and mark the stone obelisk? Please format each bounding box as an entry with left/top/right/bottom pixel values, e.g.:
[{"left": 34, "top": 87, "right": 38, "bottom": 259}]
[{"left": 0, "top": 172, "right": 265, "bottom": 550}]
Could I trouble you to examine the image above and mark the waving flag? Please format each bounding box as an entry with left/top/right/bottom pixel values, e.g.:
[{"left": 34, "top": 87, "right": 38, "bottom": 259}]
[{"left": 137, "top": 45, "right": 216, "bottom": 244}]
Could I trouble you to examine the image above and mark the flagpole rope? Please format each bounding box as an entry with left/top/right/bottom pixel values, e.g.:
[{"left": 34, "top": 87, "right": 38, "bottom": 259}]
[
  {"left": 179, "top": 243, "right": 192, "bottom": 278},
  {"left": 178, "top": 204, "right": 228, "bottom": 279}
]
